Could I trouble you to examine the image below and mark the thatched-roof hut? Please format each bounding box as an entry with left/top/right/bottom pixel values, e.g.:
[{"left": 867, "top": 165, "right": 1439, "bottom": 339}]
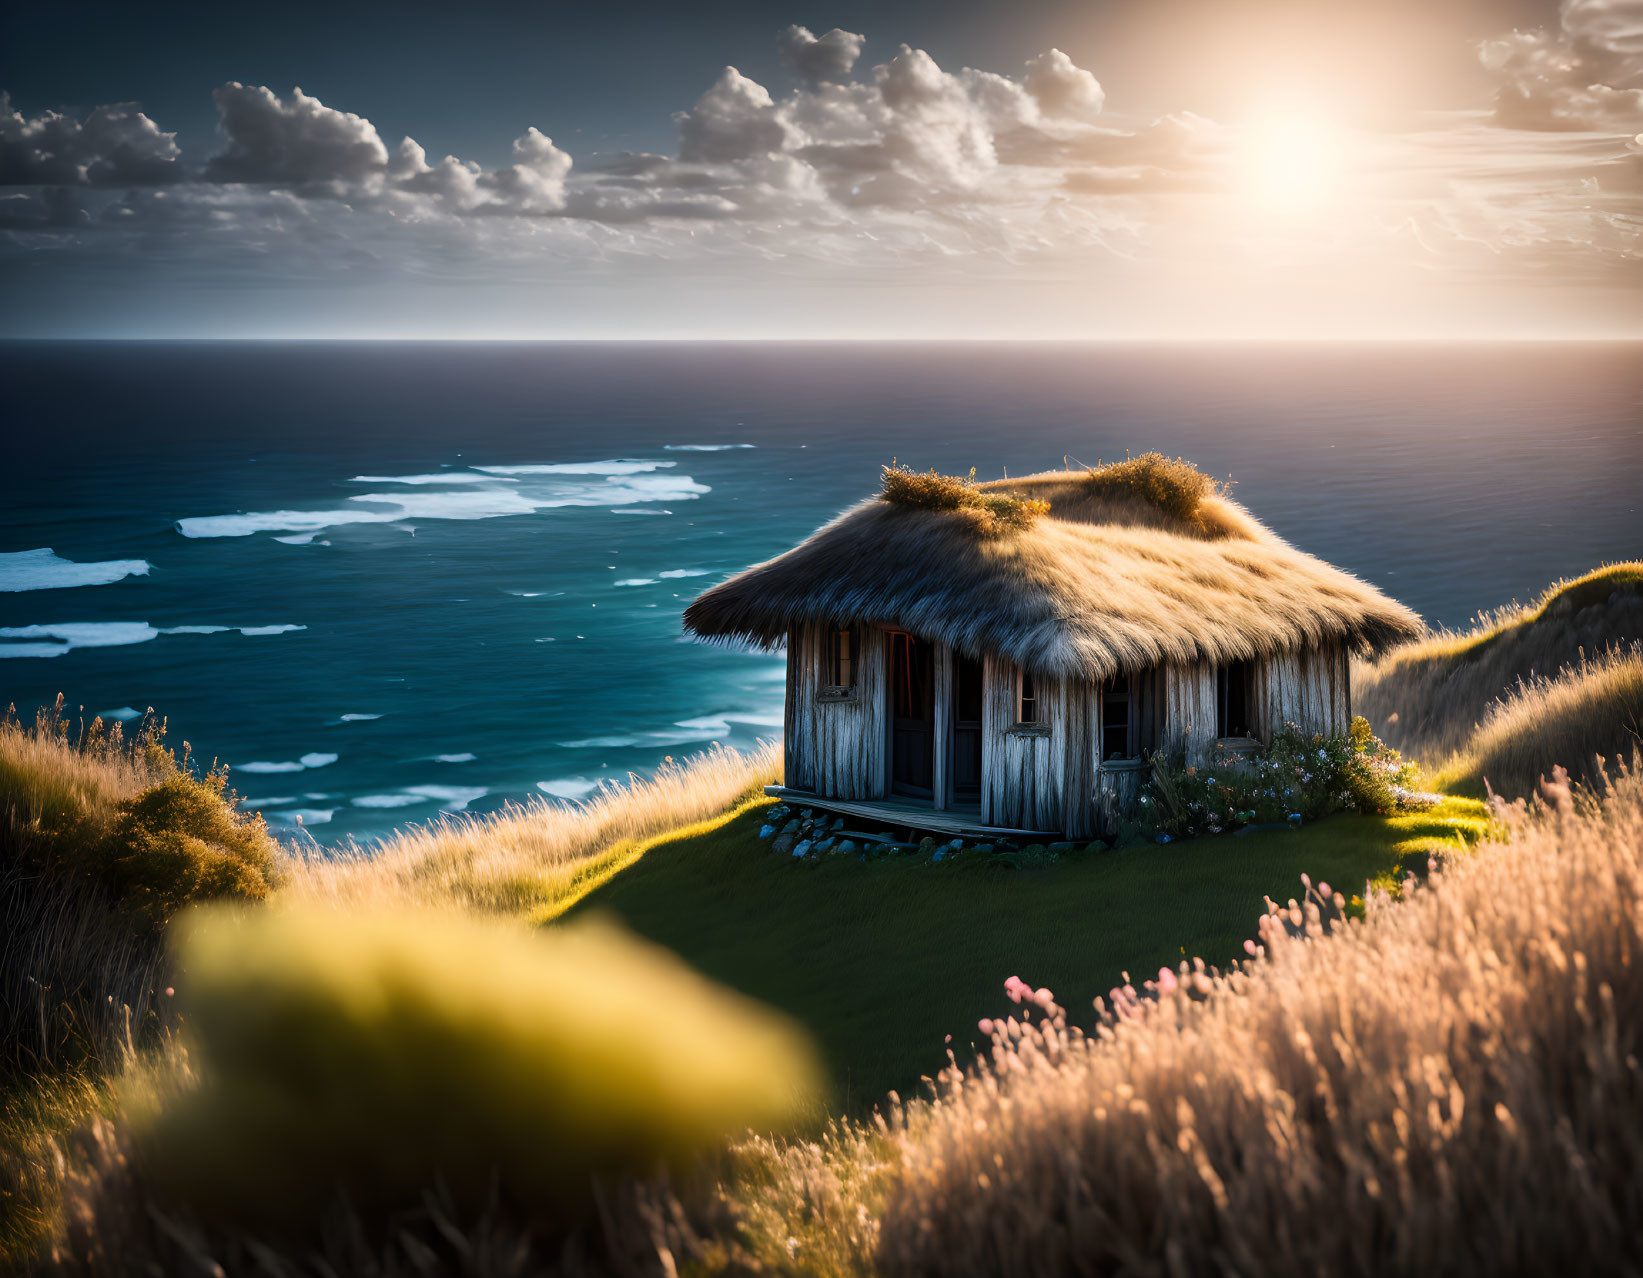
[{"left": 685, "top": 459, "right": 1422, "bottom": 840}]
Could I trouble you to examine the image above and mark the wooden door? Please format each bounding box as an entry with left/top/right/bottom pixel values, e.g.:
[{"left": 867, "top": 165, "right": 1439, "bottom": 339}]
[{"left": 890, "top": 632, "right": 935, "bottom": 797}]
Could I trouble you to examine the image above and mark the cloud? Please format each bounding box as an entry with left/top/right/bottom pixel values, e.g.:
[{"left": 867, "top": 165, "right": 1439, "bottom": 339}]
[
  {"left": 476, "top": 127, "right": 572, "bottom": 212},
  {"left": 0, "top": 92, "right": 181, "bottom": 186},
  {"left": 777, "top": 25, "right": 866, "bottom": 86},
  {"left": 1023, "top": 49, "right": 1106, "bottom": 120},
  {"left": 1481, "top": 0, "right": 1643, "bottom": 130},
  {"left": 206, "top": 83, "right": 390, "bottom": 184},
  {"left": 0, "top": 20, "right": 1635, "bottom": 325},
  {"left": 676, "top": 67, "right": 791, "bottom": 162}
]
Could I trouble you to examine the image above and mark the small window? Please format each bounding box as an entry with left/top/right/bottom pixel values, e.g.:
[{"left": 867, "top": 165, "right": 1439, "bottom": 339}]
[
  {"left": 1101, "top": 672, "right": 1132, "bottom": 760},
  {"left": 826, "top": 627, "right": 856, "bottom": 689},
  {"left": 1216, "top": 660, "right": 1255, "bottom": 739},
  {"left": 1019, "top": 671, "right": 1039, "bottom": 724}
]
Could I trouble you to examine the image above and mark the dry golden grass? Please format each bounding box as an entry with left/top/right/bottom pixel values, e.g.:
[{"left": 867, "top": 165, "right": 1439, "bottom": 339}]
[
  {"left": 878, "top": 464, "right": 1049, "bottom": 537},
  {"left": 1081, "top": 451, "right": 1227, "bottom": 528},
  {"left": 2, "top": 702, "right": 283, "bottom": 1076},
  {"left": 1356, "top": 561, "right": 1643, "bottom": 760},
  {"left": 284, "top": 741, "right": 781, "bottom": 914},
  {"left": 1432, "top": 645, "right": 1643, "bottom": 799}
]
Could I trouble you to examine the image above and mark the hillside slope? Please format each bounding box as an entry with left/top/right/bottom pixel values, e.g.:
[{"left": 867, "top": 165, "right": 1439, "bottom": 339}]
[{"left": 1355, "top": 563, "right": 1642, "bottom": 764}]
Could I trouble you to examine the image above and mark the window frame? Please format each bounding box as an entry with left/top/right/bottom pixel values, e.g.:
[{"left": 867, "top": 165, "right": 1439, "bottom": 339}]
[
  {"left": 819, "top": 625, "right": 859, "bottom": 700},
  {"left": 1215, "top": 659, "right": 1260, "bottom": 742},
  {"left": 1009, "top": 668, "right": 1050, "bottom": 735},
  {"left": 1100, "top": 672, "right": 1134, "bottom": 762}
]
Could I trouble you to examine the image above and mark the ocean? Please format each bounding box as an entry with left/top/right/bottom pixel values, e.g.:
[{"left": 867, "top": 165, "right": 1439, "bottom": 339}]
[{"left": 3, "top": 341, "right": 1639, "bottom": 842}]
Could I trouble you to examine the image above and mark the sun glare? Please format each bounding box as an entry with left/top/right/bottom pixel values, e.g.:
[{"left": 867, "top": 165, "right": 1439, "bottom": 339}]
[{"left": 1235, "top": 112, "right": 1345, "bottom": 213}]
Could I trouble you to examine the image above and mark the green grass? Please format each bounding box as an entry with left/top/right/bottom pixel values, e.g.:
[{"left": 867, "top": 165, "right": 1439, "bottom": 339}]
[{"left": 568, "top": 795, "right": 1489, "bottom": 1110}]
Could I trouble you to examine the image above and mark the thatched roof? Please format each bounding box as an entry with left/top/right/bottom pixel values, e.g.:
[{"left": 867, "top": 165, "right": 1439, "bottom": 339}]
[{"left": 683, "top": 470, "right": 1423, "bottom": 682}]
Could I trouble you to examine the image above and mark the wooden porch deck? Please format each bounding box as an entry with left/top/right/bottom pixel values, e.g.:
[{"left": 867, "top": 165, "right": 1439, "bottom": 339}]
[{"left": 762, "top": 786, "right": 1060, "bottom": 840}]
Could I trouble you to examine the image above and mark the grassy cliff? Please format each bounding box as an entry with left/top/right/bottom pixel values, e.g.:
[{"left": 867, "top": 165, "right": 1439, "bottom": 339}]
[{"left": 6, "top": 564, "right": 1643, "bottom": 1275}]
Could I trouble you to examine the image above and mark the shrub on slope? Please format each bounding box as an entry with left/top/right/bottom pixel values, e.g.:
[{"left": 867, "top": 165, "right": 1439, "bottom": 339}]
[
  {"left": 1, "top": 702, "right": 282, "bottom": 1072},
  {"left": 1356, "top": 562, "right": 1643, "bottom": 760}
]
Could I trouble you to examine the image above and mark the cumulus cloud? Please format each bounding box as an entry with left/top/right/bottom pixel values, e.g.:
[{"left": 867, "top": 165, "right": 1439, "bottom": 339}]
[
  {"left": 1482, "top": 0, "right": 1643, "bottom": 130},
  {"left": 1024, "top": 49, "right": 1106, "bottom": 120},
  {"left": 206, "top": 83, "right": 390, "bottom": 184},
  {"left": 676, "top": 67, "right": 791, "bottom": 162},
  {"left": 477, "top": 127, "right": 572, "bottom": 212},
  {"left": 0, "top": 92, "right": 181, "bottom": 185},
  {"left": 777, "top": 25, "right": 866, "bottom": 86}
]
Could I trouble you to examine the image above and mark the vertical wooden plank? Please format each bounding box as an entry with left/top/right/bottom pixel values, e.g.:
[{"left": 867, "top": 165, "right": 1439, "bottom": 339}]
[
  {"left": 868, "top": 626, "right": 888, "bottom": 798},
  {"left": 982, "top": 653, "right": 1010, "bottom": 825},
  {"left": 1062, "top": 678, "right": 1095, "bottom": 840},
  {"left": 932, "top": 642, "right": 952, "bottom": 810},
  {"left": 1186, "top": 661, "right": 1216, "bottom": 768}
]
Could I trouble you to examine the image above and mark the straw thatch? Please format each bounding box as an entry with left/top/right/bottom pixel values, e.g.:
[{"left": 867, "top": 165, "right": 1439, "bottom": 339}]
[{"left": 684, "top": 471, "right": 1422, "bottom": 682}]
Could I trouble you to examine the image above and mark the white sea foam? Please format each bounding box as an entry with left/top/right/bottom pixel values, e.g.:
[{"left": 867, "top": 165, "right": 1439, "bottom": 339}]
[
  {"left": 338, "top": 713, "right": 381, "bottom": 722},
  {"left": 0, "top": 621, "right": 305, "bottom": 658},
  {"left": 0, "top": 622, "right": 160, "bottom": 658},
  {"left": 349, "top": 473, "right": 508, "bottom": 485},
  {"left": 268, "top": 808, "right": 336, "bottom": 827},
  {"left": 176, "top": 462, "right": 706, "bottom": 541},
  {"left": 658, "top": 569, "right": 712, "bottom": 579},
  {"left": 433, "top": 753, "right": 477, "bottom": 763},
  {"left": 240, "top": 796, "right": 295, "bottom": 807},
  {"left": 274, "top": 533, "right": 319, "bottom": 545},
  {"left": 663, "top": 444, "right": 756, "bottom": 452},
  {"left": 613, "top": 578, "right": 657, "bottom": 588},
  {"left": 559, "top": 735, "right": 641, "bottom": 749},
  {"left": 0, "top": 549, "right": 152, "bottom": 592},
  {"left": 610, "top": 509, "right": 669, "bottom": 516},
  {"left": 672, "top": 715, "right": 734, "bottom": 733},
  {"left": 352, "top": 793, "right": 426, "bottom": 809},
  {"left": 99, "top": 707, "right": 143, "bottom": 721},
  {"left": 404, "top": 784, "right": 488, "bottom": 811},
  {"left": 155, "top": 624, "right": 306, "bottom": 637},
  {"left": 474, "top": 461, "right": 672, "bottom": 476},
  {"left": 236, "top": 751, "right": 337, "bottom": 774},
  {"left": 537, "top": 778, "right": 601, "bottom": 800}
]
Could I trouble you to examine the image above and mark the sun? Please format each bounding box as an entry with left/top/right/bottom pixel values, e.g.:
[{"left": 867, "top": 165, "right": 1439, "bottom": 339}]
[{"left": 1235, "top": 111, "right": 1345, "bottom": 213}]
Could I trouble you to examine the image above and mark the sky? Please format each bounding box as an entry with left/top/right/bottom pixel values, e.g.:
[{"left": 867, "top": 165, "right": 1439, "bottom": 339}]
[{"left": 2, "top": 0, "right": 1640, "bottom": 338}]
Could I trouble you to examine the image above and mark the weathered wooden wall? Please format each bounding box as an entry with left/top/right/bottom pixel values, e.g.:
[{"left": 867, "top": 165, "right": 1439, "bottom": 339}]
[
  {"left": 784, "top": 632, "right": 1354, "bottom": 837},
  {"left": 784, "top": 624, "right": 888, "bottom": 799},
  {"left": 1254, "top": 641, "right": 1351, "bottom": 740},
  {"left": 980, "top": 654, "right": 1065, "bottom": 831},
  {"left": 1161, "top": 659, "right": 1218, "bottom": 768}
]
